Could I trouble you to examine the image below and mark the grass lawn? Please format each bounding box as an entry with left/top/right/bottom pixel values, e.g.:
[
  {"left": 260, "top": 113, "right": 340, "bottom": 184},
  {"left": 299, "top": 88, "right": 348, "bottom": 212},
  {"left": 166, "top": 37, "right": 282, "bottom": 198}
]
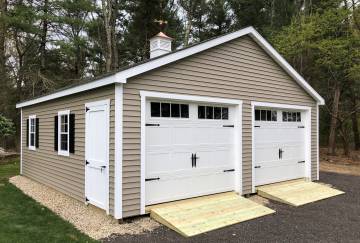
[{"left": 0, "top": 158, "right": 97, "bottom": 243}]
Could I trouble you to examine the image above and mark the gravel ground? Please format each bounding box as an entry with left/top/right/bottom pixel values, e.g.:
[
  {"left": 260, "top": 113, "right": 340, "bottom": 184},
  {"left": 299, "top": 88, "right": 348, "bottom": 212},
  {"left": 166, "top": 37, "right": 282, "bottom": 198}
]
[
  {"left": 103, "top": 172, "right": 360, "bottom": 243},
  {"left": 9, "top": 176, "right": 159, "bottom": 240}
]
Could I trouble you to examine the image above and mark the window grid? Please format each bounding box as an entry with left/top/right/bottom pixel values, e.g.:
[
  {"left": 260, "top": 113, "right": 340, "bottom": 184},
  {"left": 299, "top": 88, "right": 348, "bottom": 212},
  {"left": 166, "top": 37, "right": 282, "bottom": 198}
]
[
  {"left": 60, "top": 114, "right": 69, "bottom": 151},
  {"left": 198, "top": 106, "right": 229, "bottom": 120},
  {"left": 29, "top": 117, "right": 36, "bottom": 148},
  {"left": 283, "top": 111, "right": 301, "bottom": 122},
  {"left": 150, "top": 102, "right": 189, "bottom": 118},
  {"left": 255, "top": 109, "right": 277, "bottom": 121},
  {"left": 58, "top": 110, "right": 70, "bottom": 156}
]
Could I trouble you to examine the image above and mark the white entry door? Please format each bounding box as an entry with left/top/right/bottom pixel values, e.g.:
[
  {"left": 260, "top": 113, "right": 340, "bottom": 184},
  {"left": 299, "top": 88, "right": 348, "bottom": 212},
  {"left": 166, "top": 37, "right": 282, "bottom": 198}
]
[
  {"left": 254, "top": 108, "right": 305, "bottom": 186},
  {"left": 85, "top": 100, "right": 109, "bottom": 210},
  {"left": 145, "top": 101, "right": 236, "bottom": 205}
]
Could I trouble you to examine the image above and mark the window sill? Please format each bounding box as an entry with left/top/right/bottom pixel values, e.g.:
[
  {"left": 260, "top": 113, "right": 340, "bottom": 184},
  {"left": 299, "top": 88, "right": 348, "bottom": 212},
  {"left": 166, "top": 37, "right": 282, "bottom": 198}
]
[
  {"left": 58, "top": 150, "right": 70, "bottom": 157},
  {"left": 28, "top": 146, "right": 36, "bottom": 151}
]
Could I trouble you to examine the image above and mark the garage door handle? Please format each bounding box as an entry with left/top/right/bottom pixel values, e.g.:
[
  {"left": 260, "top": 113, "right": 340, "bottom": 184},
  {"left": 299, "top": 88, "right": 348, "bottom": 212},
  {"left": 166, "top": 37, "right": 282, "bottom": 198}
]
[
  {"left": 254, "top": 165, "right": 261, "bottom": 169},
  {"left": 145, "top": 177, "right": 160, "bottom": 181},
  {"left": 194, "top": 154, "right": 199, "bottom": 167},
  {"left": 298, "top": 160, "right": 305, "bottom": 163}
]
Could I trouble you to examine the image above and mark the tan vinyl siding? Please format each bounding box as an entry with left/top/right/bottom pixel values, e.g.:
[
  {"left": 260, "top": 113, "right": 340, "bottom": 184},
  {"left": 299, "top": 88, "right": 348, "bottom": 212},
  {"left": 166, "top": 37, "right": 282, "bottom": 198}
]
[
  {"left": 122, "top": 36, "right": 318, "bottom": 217},
  {"left": 21, "top": 85, "right": 115, "bottom": 215}
]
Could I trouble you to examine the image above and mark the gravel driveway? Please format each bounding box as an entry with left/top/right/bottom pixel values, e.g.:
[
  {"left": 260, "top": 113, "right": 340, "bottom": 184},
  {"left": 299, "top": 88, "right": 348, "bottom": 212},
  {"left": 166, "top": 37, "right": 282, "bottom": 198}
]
[{"left": 103, "top": 172, "right": 360, "bottom": 243}]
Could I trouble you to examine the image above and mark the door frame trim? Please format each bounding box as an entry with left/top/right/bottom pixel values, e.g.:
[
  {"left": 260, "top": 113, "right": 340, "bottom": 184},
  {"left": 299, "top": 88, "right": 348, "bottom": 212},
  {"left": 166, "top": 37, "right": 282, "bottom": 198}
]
[
  {"left": 140, "top": 91, "right": 243, "bottom": 214},
  {"left": 84, "top": 99, "right": 110, "bottom": 214},
  {"left": 251, "top": 101, "right": 312, "bottom": 193}
]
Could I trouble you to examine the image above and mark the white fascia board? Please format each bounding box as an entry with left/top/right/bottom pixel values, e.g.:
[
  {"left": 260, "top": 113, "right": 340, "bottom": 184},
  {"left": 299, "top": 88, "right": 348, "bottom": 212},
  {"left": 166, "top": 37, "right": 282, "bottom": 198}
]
[
  {"left": 16, "top": 74, "right": 125, "bottom": 108},
  {"left": 17, "top": 26, "right": 324, "bottom": 108},
  {"left": 123, "top": 27, "right": 324, "bottom": 105},
  {"left": 119, "top": 27, "right": 255, "bottom": 80}
]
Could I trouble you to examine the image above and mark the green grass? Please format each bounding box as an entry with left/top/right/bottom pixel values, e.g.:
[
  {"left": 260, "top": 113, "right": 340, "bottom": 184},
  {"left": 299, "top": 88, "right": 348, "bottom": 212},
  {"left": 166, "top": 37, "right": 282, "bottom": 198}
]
[{"left": 0, "top": 158, "right": 97, "bottom": 243}]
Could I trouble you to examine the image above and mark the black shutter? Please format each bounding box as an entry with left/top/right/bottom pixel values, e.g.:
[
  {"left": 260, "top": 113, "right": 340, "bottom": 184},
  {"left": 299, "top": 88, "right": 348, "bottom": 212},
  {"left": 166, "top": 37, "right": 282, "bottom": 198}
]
[
  {"left": 54, "top": 116, "right": 58, "bottom": 151},
  {"left": 35, "top": 118, "right": 39, "bottom": 148},
  {"left": 26, "top": 119, "right": 29, "bottom": 147},
  {"left": 69, "top": 114, "right": 75, "bottom": 153}
]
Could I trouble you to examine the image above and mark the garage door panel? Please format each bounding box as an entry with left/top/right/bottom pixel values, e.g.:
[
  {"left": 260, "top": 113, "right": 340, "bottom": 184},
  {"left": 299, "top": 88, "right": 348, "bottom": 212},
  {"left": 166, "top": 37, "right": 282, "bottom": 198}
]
[
  {"left": 173, "top": 126, "right": 196, "bottom": 144},
  {"left": 145, "top": 101, "right": 236, "bottom": 205},
  {"left": 255, "top": 163, "right": 305, "bottom": 186},
  {"left": 196, "top": 148, "right": 233, "bottom": 169},
  {"left": 254, "top": 108, "right": 306, "bottom": 186},
  {"left": 146, "top": 127, "right": 171, "bottom": 145},
  {"left": 145, "top": 172, "right": 234, "bottom": 205}
]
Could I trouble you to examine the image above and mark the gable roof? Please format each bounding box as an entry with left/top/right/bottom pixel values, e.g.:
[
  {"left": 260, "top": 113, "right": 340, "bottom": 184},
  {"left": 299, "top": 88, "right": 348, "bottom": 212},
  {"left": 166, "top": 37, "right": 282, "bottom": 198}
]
[{"left": 16, "top": 26, "right": 324, "bottom": 108}]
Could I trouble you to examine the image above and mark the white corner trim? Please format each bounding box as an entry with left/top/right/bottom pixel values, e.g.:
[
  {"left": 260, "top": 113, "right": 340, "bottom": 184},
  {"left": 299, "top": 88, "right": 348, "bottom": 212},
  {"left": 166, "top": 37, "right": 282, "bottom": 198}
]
[
  {"left": 140, "top": 93, "right": 146, "bottom": 215},
  {"left": 16, "top": 26, "right": 324, "bottom": 109},
  {"left": 28, "top": 115, "right": 36, "bottom": 151},
  {"left": 20, "top": 109, "right": 23, "bottom": 174},
  {"left": 114, "top": 83, "right": 123, "bottom": 219},
  {"left": 140, "top": 91, "right": 243, "bottom": 213},
  {"left": 251, "top": 103, "right": 256, "bottom": 193},
  {"left": 57, "top": 110, "right": 70, "bottom": 157},
  {"left": 16, "top": 75, "right": 124, "bottom": 108},
  {"left": 317, "top": 104, "right": 320, "bottom": 180},
  {"left": 234, "top": 103, "right": 243, "bottom": 195},
  {"left": 251, "top": 101, "right": 312, "bottom": 192}
]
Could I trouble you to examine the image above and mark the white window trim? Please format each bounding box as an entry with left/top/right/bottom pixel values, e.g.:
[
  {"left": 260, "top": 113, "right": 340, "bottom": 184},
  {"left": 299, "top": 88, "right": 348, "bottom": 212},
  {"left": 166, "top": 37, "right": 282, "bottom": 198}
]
[
  {"left": 251, "top": 101, "right": 312, "bottom": 193},
  {"left": 140, "top": 91, "right": 243, "bottom": 215},
  {"left": 58, "top": 110, "right": 70, "bottom": 157},
  {"left": 28, "top": 115, "right": 36, "bottom": 150}
]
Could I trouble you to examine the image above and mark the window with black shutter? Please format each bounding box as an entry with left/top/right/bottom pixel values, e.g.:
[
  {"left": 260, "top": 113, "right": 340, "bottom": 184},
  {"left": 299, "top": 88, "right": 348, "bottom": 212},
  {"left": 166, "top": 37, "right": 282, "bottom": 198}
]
[
  {"left": 28, "top": 115, "right": 37, "bottom": 150},
  {"left": 56, "top": 110, "right": 75, "bottom": 156},
  {"left": 54, "top": 116, "right": 58, "bottom": 151},
  {"left": 69, "top": 114, "right": 75, "bottom": 154}
]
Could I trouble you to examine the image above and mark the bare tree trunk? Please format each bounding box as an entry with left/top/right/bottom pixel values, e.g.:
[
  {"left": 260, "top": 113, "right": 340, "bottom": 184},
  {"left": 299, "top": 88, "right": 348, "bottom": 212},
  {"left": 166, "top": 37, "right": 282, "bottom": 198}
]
[
  {"left": 39, "top": 0, "right": 48, "bottom": 70},
  {"left": 184, "top": 18, "right": 192, "bottom": 47},
  {"left": 0, "top": 0, "right": 7, "bottom": 91},
  {"left": 328, "top": 84, "right": 341, "bottom": 155},
  {"left": 351, "top": 94, "right": 360, "bottom": 150},
  {"left": 111, "top": 0, "right": 118, "bottom": 70},
  {"left": 339, "top": 124, "right": 350, "bottom": 156},
  {"left": 351, "top": 112, "right": 359, "bottom": 150},
  {"left": 102, "top": 0, "right": 113, "bottom": 72}
]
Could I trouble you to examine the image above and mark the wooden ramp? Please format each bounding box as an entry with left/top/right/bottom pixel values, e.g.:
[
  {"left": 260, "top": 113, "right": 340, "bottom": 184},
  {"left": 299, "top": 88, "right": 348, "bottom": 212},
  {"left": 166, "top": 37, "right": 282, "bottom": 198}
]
[
  {"left": 257, "top": 179, "right": 345, "bottom": 207},
  {"left": 146, "top": 192, "right": 275, "bottom": 237}
]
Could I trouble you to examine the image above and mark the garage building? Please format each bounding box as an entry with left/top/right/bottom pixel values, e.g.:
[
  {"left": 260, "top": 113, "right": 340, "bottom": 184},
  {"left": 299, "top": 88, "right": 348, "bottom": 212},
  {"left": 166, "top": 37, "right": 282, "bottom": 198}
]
[{"left": 16, "top": 26, "right": 324, "bottom": 219}]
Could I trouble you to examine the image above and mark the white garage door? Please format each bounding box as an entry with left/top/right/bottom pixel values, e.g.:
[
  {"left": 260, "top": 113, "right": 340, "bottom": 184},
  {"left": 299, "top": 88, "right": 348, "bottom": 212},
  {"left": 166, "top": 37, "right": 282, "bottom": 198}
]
[
  {"left": 145, "top": 100, "right": 236, "bottom": 205},
  {"left": 254, "top": 108, "right": 305, "bottom": 186}
]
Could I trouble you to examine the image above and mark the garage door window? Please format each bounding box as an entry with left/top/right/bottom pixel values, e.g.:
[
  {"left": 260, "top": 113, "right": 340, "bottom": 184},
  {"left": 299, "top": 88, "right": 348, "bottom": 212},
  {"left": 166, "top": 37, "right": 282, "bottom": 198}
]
[
  {"left": 198, "top": 106, "right": 228, "bottom": 120},
  {"left": 282, "top": 111, "right": 301, "bottom": 122},
  {"left": 151, "top": 102, "right": 189, "bottom": 118},
  {"left": 255, "top": 109, "right": 277, "bottom": 121}
]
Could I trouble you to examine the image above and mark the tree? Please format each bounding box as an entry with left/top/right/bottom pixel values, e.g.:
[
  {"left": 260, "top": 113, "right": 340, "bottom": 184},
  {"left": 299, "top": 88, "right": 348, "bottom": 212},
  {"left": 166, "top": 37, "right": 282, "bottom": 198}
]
[
  {"left": 204, "top": 0, "right": 233, "bottom": 38},
  {"left": 123, "top": 0, "right": 183, "bottom": 62},
  {"left": 178, "top": 0, "right": 205, "bottom": 46},
  {"left": 272, "top": 1, "right": 360, "bottom": 156}
]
